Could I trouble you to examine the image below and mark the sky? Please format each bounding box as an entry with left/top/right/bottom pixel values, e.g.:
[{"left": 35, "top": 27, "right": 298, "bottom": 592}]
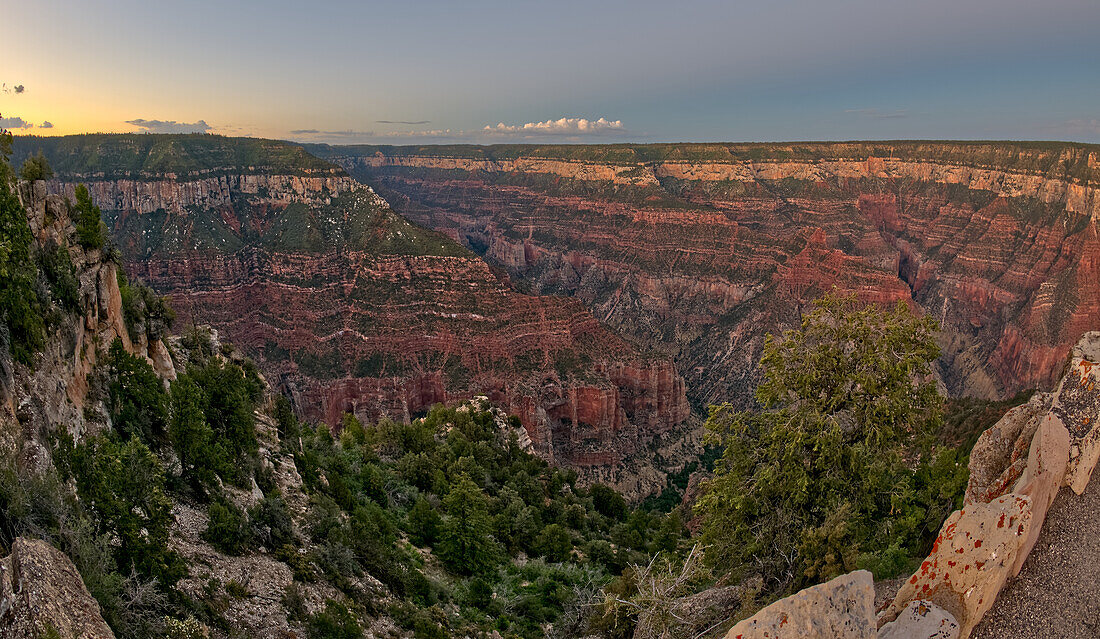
[{"left": 2, "top": 0, "right": 1099, "bottom": 145}]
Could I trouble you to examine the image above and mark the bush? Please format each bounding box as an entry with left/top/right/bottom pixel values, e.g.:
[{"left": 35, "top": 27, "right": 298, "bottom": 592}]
[
  {"left": 536, "top": 524, "right": 573, "bottom": 563},
  {"left": 106, "top": 339, "right": 170, "bottom": 446},
  {"left": 307, "top": 600, "right": 363, "bottom": 639},
  {"left": 66, "top": 434, "right": 185, "bottom": 588},
  {"left": 203, "top": 499, "right": 250, "bottom": 555},
  {"left": 38, "top": 240, "right": 80, "bottom": 312}
]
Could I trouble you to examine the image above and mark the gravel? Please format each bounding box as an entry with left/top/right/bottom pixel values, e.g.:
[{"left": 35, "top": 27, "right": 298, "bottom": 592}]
[{"left": 971, "top": 475, "right": 1100, "bottom": 638}]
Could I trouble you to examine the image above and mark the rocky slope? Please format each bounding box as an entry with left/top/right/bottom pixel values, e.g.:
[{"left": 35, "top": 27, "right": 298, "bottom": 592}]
[
  {"left": 314, "top": 142, "right": 1100, "bottom": 409},
  {"left": 0, "top": 179, "right": 175, "bottom": 471},
  {"left": 13, "top": 135, "right": 691, "bottom": 484}
]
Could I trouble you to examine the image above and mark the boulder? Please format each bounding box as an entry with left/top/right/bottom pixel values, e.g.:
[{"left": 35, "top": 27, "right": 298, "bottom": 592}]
[
  {"left": 880, "top": 494, "right": 1032, "bottom": 638},
  {"left": 0, "top": 537, "right": 115, "bottom": 639},
  {"left": 724, "top": 570, "right": 876, "bottom": 639},
  {"left": 964, "top": 396, "right": 1047, "bottom": 505},
  {"left": 877, "top": 600, "right": 959, "bottom": 639},
  {"left": 1009, "top": 413, "right": 1070, "bottom": 574},
  {"left": 1053, "top": 332, "right": 1100, "bottom": 495}
]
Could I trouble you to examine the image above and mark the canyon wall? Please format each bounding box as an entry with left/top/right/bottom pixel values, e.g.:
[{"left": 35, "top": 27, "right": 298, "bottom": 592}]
[
  {"left": 316, "top": 142, "right": 1100, "bottom": 409},
  {"left": 1, "top": 180, "right": 175, "bottom": 470},
  {"left": 15, "top": 135, "right": 690, "bottom": 484}
]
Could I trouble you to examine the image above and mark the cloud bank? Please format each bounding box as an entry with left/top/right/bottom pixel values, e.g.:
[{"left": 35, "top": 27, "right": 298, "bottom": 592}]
[
  {"left": 126, "top": 118, "right": 212, "bottom": 134},
  {"left": 483, "top": 117, "right": 625, "bottom": 135},
  {"left": 0, "top": 116, "right": 33, "bottom": 129},
  {"left": 288, "top": 116, "right": 629, "bottom": 144}
]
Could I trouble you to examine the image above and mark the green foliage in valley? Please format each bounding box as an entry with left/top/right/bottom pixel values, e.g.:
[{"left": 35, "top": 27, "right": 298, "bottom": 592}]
[
  {"left": 289, "top": 404, "right": 686, "bottom": 638},
  {"left": 696, "top": 293, "right": 966, "bottom": 592}
]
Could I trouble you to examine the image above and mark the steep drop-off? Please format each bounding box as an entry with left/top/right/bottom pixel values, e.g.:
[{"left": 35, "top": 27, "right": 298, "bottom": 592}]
[
  {"left": 12, "top": 135, "right": 690, "bottom": 481},
  {"left": 311, "top": 142, "right": 1100, "bottom": 410}
]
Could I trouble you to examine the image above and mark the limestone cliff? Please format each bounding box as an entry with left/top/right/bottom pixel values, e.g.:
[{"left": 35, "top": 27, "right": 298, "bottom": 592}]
[{"left": 317, "top": 141, "right": 1100, "bottom": 410}]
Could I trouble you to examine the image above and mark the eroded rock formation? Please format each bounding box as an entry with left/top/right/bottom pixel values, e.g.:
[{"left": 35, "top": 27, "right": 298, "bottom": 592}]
[
  {"left": 318, "top": 142, "right": 1100, "bottom": 410},
  {"left": 0, "top": 180, "right": 175, "bottom": 470},
  {"left": 0, "top": 537, "right": 115, "bottom": 639},
  {"left": 18, "top": 135, "right": 691, "bottom": 487}
]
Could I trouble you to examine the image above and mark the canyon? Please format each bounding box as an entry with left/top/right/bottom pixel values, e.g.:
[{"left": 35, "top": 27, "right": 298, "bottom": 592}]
[
  {"left": 310, "top": 142, "right": 1100, "bottom": 411},
  {"left": 12, "top": 135, "right": 691, "bottom": 487}
]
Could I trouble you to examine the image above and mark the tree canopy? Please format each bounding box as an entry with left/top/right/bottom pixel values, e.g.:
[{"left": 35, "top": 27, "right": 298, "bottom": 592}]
[{"left": 696, "top": 293, "right": 958, "bottom": 589}]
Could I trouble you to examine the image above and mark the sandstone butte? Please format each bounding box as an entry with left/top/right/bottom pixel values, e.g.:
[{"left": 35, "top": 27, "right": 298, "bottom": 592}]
[
  {"left": 311, "top": 141, "right": 1100, "bottom": 415},
  {"left": 12, "top": 135, "right": 691, "bottom": 490},
  {"left": 720, "top": 331, "right": 1100, "bottom": 639}
]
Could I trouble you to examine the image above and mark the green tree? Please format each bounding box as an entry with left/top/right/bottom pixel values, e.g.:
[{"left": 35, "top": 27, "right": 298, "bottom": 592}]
[
  {"left": 69, "top": 435, "right": 185, "bottom": 587},
  {"left": 407, "top": 496, "right": 442, "bottom": 547},
  {"left": 535, "top": 523, "right": 572, "bottom": 563},
  {"left": 73, "top": 184, "right": 106, "bottom": 249},
  {"left": 169, "top": 374, "right": 223, "bottom": 491},
  {"left": 437, "top": 476, "right": 497, "bottom": 576},
  {"left": 189, "top": 359, "right": 259, "bottom": 474},
  {"left": 696, "top": 293, "right": 943, "bottom": 589},
  {"left": 19, "top": 150, "right": 53, "bottom": 181},
  {"left": 106, "top": 338, "right": 170, "bottom": 446},
  {"left": 0, "top": 131, "right": 45, "bottom": 364}
]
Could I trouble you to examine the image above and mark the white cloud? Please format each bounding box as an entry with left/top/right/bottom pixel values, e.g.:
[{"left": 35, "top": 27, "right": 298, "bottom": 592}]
[
  {"left": 40, "top": 121, "right": 54, "bottom": 129},
  {"left": 483, "top": 117, "right": 625, "bottom": 136},
  {"left": 126, "top": 118, "right": 212, "bottom": 134}
]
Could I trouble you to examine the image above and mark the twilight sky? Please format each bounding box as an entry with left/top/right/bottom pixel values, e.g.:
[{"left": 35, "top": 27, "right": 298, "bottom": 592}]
[{"left": 2, "top": 0, "right": 1099, "bottom": 144}]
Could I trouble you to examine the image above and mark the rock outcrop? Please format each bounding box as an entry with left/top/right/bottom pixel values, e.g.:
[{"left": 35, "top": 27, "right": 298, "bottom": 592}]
[
  {"left": 879, "top": 331, "right": 1100, "bottom": 637},
  {"left": 724, "top": 570, "right": 877, "bottom": 639},
  {"left": 319, "top": 142, "right": 1100, "bottom": 411},
  {"left": 0, "top": 537, "right": 115, "bottom": 639},
  {"left": 0, "top": 180, "right": 175, "bottom": 468},
  {"left": 877, "top": 600, "right": 959, "bottom": 639}
]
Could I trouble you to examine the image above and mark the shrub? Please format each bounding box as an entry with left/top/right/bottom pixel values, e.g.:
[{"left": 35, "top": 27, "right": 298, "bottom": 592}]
[
  {"left": 106, "top": 338, "right": 170, "bottom": 446},
  {"left": 203, "top": 499, "right": 250, "bottom": 555},
  {"left": 536, "top": 524, "right": 573, "bottom": 563},
  {"left": 307, "top": 600, "right": 363, "bottom": 639},
  {"left": 67, "top": 434, "right": 185, "bottom": 587},
  {"left": 19, "top": 151, "right": 53, "bottom": 181}
]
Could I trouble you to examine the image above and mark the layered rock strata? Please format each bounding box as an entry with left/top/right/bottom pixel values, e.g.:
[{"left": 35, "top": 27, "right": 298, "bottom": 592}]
[
  {"left": 320, "top": 142, "right": 1100, "bottom": 409},
  {"left": 19, "top": 135, "right": 690, "bottom": 481}
]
